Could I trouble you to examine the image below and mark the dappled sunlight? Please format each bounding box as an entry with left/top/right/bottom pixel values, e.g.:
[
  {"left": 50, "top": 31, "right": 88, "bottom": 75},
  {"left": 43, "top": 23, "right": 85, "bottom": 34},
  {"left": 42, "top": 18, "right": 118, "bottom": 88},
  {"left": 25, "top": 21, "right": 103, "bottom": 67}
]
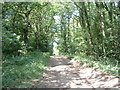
[
  {"left": 31, "top": 79, "right": 40, "bottom": 82},
  {"left": 32, "top": 55, "right": 119, "bottom": 88},
  {"left": 48, "top": 65, "right": 69, "bottom": 71},
  {"left": 2, "top": 52, "right": 49, "bottom": 88}
]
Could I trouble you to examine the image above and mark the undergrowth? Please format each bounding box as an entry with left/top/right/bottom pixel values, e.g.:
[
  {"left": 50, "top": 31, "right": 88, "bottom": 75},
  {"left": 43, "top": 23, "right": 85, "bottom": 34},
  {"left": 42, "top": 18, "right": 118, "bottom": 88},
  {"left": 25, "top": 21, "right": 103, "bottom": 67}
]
[
  {"left": 67, "top": 54, "right": 119, "bottom": 77},
  {"left": 2, "top": 51, "right": 50, "bottom": 88}
]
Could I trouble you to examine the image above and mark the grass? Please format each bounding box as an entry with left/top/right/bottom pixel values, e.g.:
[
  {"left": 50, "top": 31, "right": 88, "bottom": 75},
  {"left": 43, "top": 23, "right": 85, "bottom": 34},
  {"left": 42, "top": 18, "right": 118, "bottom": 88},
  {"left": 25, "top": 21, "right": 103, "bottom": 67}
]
[
  {"left": 2, "top": 51, "right": 50, "bottom": 88},
  {"left": 67, "top": 54, "right": 119, "bottom": 77}
]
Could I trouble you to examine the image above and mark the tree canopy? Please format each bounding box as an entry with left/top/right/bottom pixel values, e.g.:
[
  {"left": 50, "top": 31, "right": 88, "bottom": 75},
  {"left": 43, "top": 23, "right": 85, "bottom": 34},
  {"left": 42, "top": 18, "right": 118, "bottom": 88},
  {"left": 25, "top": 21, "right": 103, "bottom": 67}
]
[
  {"left": 2, "top": 2, "right": 120, "bottom": 88},
  {"left": 2, "top": 2, "right": 120, "bottom": 59}
]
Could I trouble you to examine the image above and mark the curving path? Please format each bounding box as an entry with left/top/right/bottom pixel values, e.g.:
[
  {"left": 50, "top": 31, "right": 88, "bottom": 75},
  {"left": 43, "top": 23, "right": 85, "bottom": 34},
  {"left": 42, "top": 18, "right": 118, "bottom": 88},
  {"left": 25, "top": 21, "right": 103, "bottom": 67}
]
[{"left": 31, "top": 55, "right": 120, "bottom": 88}]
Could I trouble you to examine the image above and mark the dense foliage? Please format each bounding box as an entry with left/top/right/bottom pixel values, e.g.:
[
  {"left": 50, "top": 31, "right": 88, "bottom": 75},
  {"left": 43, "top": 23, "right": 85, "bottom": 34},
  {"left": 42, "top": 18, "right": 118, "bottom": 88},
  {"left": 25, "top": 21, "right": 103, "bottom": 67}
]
[
  {"left": 2, "top": 2, "right": 120, "bottom": 60},
  {"left": 56, "top": 2, "right": 120, "bottom": 60},
  {"left": 2, "top": 2, "right": 120, "bottom": 88},
  {"left": 2, "top": 51, "right": 49, "bottom": 88},
  {"left": 2, "top": 2, "right": 55, "bottom": 58}
]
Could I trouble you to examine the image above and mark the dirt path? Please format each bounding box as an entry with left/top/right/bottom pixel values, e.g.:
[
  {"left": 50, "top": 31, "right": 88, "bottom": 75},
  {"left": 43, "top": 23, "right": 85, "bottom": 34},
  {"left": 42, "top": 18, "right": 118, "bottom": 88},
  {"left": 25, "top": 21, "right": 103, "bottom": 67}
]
[{"left": 31, "top": 55, "right": 119, "bottom": 88}]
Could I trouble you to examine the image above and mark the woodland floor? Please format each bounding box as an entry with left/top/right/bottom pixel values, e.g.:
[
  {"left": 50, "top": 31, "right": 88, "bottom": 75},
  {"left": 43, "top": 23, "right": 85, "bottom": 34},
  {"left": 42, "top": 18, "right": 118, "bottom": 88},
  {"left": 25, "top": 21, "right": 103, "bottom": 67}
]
[{"left": 31, "top": 55, "right": 120, "bottom": 88}]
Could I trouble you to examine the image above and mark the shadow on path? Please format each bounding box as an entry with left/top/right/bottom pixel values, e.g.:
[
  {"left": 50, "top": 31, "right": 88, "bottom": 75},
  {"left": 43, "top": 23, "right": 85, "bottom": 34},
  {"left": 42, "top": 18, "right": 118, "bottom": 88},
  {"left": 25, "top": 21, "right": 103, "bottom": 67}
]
[{"left": 31, "top": 55, "right": 120, "bottom": 88}]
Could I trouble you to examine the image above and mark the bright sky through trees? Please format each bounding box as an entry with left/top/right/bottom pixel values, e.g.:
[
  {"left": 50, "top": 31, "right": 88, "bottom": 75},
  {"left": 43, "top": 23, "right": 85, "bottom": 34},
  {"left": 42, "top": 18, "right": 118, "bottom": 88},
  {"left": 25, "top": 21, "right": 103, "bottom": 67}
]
[{"left": 2, "top": 2, "right": 120, "bottom": 88}]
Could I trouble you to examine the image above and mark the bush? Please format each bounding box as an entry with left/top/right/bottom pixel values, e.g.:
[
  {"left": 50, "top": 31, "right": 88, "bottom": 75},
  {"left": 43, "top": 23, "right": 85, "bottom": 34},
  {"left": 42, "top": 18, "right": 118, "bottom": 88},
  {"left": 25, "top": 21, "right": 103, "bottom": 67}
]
[
  {"left": 2, "top": 51, "right": 50, "bottom": 88},
  {"left": 2, "top": 30, "right": 21, "bottom": 56}
]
